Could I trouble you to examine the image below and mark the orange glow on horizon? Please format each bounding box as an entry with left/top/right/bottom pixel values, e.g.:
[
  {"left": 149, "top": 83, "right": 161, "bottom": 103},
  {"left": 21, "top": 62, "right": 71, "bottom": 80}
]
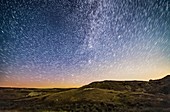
[{"left": 0, "top": 73, "right": 169, "bottom": 88}]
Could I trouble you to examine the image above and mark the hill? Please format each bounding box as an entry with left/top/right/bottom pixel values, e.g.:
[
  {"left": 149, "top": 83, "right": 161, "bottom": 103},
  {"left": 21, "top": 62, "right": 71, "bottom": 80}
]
[
  {"left": 0, "top": 75, "right": 170, "bottom": 112},
  {"left": 82, "top": 75, "right": 170, "bottom": 94}
]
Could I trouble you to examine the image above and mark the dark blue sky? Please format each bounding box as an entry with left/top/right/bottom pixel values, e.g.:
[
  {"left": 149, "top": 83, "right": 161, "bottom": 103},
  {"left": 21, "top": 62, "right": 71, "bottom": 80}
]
[{"left": 0, "top": 0, "right": 170, "bottom": 87}]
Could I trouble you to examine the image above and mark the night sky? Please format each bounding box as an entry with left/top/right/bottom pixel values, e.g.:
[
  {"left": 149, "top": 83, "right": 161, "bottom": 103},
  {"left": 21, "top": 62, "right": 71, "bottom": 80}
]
[{"left": 0, "top": 0, "right": 170, "bottom": 88}]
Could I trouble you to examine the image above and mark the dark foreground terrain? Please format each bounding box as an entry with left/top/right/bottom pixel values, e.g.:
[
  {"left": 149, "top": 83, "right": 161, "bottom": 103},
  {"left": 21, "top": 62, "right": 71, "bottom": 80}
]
[{"left": 0, "top": 75, "right": 170, "bottom": 112}]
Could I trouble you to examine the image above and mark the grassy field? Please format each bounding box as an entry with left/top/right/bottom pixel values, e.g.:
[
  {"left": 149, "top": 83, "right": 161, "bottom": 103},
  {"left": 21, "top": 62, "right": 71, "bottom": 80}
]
[{"left": 0, "top": 75, "right": 170, "bottom": 112}]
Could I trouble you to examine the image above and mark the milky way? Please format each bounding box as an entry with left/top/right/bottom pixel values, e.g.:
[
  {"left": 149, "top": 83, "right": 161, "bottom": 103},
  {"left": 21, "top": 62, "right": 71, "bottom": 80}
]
[{"left": 0, "top": 0, "right": 170, "bottom": 87}]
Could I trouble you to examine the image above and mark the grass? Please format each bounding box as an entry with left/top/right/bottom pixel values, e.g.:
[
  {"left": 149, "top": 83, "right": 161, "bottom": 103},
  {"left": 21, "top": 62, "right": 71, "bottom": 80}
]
[{"left": 0, "top": 75, "right": 170, "bottom": 111}]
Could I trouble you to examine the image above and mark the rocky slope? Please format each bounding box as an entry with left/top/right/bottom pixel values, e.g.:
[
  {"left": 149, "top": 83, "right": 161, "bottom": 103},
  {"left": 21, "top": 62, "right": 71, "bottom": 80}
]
[{"left": 82, "top": 75, "right": 170, "bottom": 94}]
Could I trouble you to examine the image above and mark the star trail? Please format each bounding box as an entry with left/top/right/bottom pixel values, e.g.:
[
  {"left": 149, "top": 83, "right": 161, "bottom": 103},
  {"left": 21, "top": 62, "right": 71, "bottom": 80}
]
[{"left": 0, "top": 0, "right": 170, "bottom": 87}]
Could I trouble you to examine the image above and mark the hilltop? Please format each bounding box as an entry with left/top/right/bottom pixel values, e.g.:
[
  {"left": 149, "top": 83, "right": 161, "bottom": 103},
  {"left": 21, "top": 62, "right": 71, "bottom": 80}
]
[
  {"left": 82, "top": 75, "right": 170, "bottom": 94},
  {"left": 0, "top": 75, "right": 170, "bottom": 112}
]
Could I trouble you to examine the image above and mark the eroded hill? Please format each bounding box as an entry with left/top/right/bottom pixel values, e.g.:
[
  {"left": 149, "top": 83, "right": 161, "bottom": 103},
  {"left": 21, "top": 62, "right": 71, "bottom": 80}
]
[{"left": 82, "top": 75, "right": 170, "bottom": 94}]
